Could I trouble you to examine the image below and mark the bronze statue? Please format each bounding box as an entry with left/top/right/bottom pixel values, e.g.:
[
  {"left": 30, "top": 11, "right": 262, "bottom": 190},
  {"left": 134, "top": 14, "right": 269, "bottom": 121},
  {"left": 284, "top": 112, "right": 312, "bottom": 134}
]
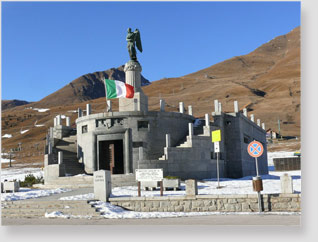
[{"left": 126, "top": 28, "right": 142, "bottom": 61}]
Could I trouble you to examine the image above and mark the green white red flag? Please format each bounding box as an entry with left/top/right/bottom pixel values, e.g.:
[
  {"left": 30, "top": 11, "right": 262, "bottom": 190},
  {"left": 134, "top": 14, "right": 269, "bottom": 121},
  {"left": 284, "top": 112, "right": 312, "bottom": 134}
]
[{"left": 104, "top": 78, "right": 134, "bottom": 99}]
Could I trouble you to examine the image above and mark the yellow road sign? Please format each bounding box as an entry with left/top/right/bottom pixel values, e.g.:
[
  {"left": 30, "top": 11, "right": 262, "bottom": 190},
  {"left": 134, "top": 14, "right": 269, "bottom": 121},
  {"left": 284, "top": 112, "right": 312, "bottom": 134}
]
[{"left": 212, "top": 130, "right": 221, "bottom": 142}]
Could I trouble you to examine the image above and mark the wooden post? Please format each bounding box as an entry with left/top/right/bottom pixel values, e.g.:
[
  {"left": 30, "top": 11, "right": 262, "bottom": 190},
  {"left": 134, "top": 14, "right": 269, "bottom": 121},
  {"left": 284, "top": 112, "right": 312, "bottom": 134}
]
[
  {"left": 138, "top": 181, "right": 141, "bottom": 197},
  {"left": 160, "top": 180, "right": 163, "bottom": 196}
]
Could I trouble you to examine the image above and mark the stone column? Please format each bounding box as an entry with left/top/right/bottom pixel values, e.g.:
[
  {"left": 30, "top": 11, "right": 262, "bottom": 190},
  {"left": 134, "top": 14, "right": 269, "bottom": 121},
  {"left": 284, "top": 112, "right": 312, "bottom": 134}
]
[
  {"left": 53, "top": 117, "right": 57, "bottom": 127},
  {"left": 243, "top": 108, "right": 247, "bottom": 117},
  {"left": 205, "top": 114, "right": 209, "bottom": 127},
  {"left": 107, "top": 100, "right": 112, "bottom": 112},
  {"left": 165, "top": 134, "right": 171, "bottom": 147},
  {"left": 124, "top": 60, "right": 142, "bottom": 91},
  {"left": 139, "top": 147, "right": 143, "bottom": 161},
  {"left": 179, "top": 102, "right": 184, "bottom": 113},
  {"left": 56, "top": 115, "right": 62, "bottom": 126},
  {"left": 250, "top": 114, "right": 255, "bottom": 122},
  {"left": 218, "top": 102, "right": 222, "bottom": 113},
  {"left": 66, "top": 117, "right": 70, "bottom": 127},
  {"left": 262, "top": 123, "right": 266, "bottom": 130},
  {"left": 58, "top": 151, "right": 63, "bottom": 165},
  {"left": 86, "top": 104, "right": 91, "bottom": 116},
  {"left": 234, "top": 101, "right": 239, "bottom": 113},
  {"left": 188, "top": 105, "right": 193, "bottom": 116},
  {"left": 160, "top": 99, "right": 165, "bottom": 112},
  {"left": 257, "top": 119, "right": 261, "bottom": 127},
  {"left": 214, "top": 100, "right": 219, "bottom": 113},
  {"left": 119, "top": 60, "right": 148, "bottom": 112},
  {"left": 78, "top": 108, "right": 82, "bottom": 118},
  {"left": 124, "top": 129, "right": 130, "bottom": 174},
  {"left": 188, "top": 123, "right": 193, "bottom": 138}
]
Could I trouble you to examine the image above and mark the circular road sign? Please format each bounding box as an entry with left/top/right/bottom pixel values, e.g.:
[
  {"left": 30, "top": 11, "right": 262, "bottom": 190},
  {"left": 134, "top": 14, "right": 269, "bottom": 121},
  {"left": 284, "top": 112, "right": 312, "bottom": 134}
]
[{"left": 247, "top": 140, "right": 264, "bottom": 158}]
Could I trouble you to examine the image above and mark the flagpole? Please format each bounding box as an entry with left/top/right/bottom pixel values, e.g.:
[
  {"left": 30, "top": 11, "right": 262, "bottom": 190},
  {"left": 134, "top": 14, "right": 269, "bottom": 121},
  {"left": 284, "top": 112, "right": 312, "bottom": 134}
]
[{"left": 103, "top": 77, "right": 109, "bottom": 112}]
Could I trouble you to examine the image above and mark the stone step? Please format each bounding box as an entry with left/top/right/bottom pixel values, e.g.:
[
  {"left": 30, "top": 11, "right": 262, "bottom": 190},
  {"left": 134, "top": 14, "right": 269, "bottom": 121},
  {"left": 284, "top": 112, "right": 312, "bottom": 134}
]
[
  {"left": 1, "top": 199, "right": 102, "bottom": 218},
  {"left": 158, "top": 154, "right": 166, "bottom": 160}
]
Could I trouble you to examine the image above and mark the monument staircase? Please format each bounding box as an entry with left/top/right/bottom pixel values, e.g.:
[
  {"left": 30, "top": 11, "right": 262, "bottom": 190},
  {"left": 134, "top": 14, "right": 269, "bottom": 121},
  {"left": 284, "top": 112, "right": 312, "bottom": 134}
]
[
  {"left": 55, "top": 133, "right": 85, "bottom": 176},
  {"left": 158, "top": 119, "right": 207, "bottom": 160},
  {"left": 1, "top": 200, "right": 103, "bottom": 219}
]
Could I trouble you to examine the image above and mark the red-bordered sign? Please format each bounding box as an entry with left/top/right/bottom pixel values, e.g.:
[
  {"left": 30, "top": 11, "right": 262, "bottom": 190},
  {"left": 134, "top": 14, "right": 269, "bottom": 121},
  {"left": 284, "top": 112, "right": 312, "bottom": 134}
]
[{"left": 247, "top": 140, "right": 264, "bottom": 158}]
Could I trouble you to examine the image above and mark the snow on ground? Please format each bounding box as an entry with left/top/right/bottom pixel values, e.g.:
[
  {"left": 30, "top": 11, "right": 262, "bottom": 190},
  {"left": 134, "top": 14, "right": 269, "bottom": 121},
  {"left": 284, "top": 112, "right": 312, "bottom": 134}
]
[
  {"left": 59, "top": 169, "right": 301, "bottom": 201},
  {"left": 20, "top": 129, "right": 29, "bottom": 134},
  {"left": 1, "top": 158, "right": 16, "bottom": 164},
  {"left": 267, "top": 151, "right": 296, "bottom": 166},
  {"left": 67, "top": 110, "right": 78, "bottom": 113},
  {"left": 1, "top": 167, "right": 43, "bottom": 182},
  {"left": 2, "top": 134, "right": 12, "bottom": 138},
  {"left": 1, "top": 188, "right": 71, "bottom": 201},
  {"left": 35, "top": 124, "right": 45, "bottom": 127},
  {"left": 33, "top": 108, "right": 50, "bottom": 112}
]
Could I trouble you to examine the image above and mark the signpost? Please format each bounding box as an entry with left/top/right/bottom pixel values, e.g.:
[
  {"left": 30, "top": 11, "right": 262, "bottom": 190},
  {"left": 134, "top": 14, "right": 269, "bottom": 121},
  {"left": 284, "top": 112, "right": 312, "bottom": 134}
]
[
  {"left": 135, "top": 169, "right": 163, "bottom": 197},
  {"left": 247, "top": 140, "right": 264, "bottom": 213},
  {"left": 212, "top": 130, "right": 221, "bottom": 188}
]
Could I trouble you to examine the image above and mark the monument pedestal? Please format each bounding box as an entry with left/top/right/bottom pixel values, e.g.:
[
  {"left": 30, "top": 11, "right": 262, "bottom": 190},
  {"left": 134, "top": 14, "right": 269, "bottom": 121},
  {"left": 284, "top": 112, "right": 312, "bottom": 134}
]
[
  {"left": 119, "top": 91, "right": 148, "bottom": 112},
  {"left": 119, "top": 60, "right": 148, "bottom": 112}
]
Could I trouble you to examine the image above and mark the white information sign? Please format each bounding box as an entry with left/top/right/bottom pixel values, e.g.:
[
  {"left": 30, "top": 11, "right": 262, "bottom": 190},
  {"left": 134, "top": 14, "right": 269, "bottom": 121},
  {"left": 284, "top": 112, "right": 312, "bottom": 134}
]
[
  {"left": 136, "top": 169, "right": 163, "bottom": 182},
  {"left": 214, "top": 141, "right": 220, "bottom": 153}
]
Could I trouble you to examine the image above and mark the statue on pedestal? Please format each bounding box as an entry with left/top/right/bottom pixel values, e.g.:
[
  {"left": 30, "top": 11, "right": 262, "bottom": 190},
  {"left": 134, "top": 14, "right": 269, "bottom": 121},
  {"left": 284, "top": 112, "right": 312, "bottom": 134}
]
[{"left": 126, "top": 28, "right": 142, "bottom": 61}]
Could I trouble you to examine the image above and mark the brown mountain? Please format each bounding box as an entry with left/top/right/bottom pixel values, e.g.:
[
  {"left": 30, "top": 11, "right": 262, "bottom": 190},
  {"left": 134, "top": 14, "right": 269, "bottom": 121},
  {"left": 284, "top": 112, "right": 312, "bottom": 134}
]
[
  {"left": 1, "top": 99, "right": 31, "bottom": 111},
  {"left": 143, "top": 26, "right": 300, "bottom": 137},
  {"left": 34, "top": 65, "right": 150, "bottom": 107},
  {"left": 1, "top": 27, "right": 300, "bottom": 167}
]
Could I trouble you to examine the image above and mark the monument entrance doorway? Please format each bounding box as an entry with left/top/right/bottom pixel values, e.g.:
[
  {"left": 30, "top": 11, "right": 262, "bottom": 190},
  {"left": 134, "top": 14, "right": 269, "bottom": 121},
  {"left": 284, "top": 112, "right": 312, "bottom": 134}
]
[{"left": 98, "top": 140, "right": 124, "bottom": 174}]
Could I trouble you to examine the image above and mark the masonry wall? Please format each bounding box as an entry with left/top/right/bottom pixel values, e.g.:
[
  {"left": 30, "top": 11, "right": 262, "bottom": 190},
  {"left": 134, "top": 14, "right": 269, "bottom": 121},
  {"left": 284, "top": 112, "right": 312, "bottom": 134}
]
[
  {"left": 109, "top": 194, "right": 301, "bottom": 213},
  {"left": 76, "top": 111, "right": 195, "bottom": 174},
  {"left": 213, "top": 112, "right": 268, "bottom": 178},
  {"left": 138, "top": 135, "right": 225, "bottom": 180}
]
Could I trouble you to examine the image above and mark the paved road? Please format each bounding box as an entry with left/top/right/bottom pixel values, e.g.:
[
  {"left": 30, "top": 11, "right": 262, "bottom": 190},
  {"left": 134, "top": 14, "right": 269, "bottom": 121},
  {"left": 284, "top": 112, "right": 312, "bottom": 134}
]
[{"left": 2, "top": 214, "right": 300, "bottom": 226}]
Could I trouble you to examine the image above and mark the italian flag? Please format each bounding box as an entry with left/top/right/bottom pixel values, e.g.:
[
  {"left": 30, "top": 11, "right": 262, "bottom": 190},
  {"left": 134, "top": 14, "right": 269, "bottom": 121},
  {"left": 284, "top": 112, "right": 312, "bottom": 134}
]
[{"left": 104, "top": 79, "right": 134, "bottom": 99}]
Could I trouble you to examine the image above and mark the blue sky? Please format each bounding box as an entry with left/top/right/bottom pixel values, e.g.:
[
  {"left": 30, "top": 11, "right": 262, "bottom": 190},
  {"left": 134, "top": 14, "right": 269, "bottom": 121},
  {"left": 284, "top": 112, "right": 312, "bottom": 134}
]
[{"left": 1, "top": 1, "right": 300, "bottom": 102}]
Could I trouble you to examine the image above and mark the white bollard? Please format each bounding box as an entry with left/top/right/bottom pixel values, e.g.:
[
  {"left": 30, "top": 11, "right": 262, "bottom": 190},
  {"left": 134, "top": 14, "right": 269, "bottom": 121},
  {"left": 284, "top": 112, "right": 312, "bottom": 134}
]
[
  {"left": 257, "top": 119, "right": 261, "bottom": 126},
  {"left": 160, "top": 99, "right": 165, "bottom": 112},
  {"left": 234, "top": 101, "right": 239, "bottom": 113},
  {"left": 179, "top": 102, "right": 184, "bottom": 113},
  {"left": 250, "top": 114, "right": 255, "bottom": 122}
]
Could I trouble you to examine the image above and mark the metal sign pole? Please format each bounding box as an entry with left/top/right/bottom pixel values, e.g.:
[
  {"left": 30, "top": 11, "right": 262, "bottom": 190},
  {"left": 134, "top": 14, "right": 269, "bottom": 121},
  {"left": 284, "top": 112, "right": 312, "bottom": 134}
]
[
  {"left": 255, "top": 157, "right": 259, "bottom": 177},
  {"left": 217, "top": 152, "right": 220, "bottom": 188},
  {"left": 9, "top": 152, "right": 12, "bottom": 167}
]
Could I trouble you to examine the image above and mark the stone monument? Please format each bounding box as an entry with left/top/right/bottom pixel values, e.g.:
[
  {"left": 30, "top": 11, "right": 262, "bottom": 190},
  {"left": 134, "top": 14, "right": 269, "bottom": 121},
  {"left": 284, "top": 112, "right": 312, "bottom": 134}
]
[
  {"left": 94, "top": 170, "right": 112, "bottom": 202},
  {"left": 119, "top": 28, "right": 148, "bottom": 112},
  {"left": 280, "top": 173, "right": 293, "bottom": 194}
]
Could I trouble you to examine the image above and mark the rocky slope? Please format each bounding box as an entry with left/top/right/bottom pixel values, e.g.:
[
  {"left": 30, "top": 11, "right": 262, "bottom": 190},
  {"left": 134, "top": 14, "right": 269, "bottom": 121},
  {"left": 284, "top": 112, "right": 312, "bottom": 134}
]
[
  {"left": 34, "top": 65, "right": 150, "bottom": 107},
  {"left": 2, "top": 99, "right": 31, "bottom": 111}
]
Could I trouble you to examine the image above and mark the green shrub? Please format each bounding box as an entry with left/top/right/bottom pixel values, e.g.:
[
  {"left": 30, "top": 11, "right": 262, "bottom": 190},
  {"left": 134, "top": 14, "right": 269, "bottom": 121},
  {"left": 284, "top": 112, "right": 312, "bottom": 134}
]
[
  {"left": 19, "top": 174, "right": 44, "bottom": 187},
  {"left": 164, "top": 175, "right": 179, "bottom": 180}
]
